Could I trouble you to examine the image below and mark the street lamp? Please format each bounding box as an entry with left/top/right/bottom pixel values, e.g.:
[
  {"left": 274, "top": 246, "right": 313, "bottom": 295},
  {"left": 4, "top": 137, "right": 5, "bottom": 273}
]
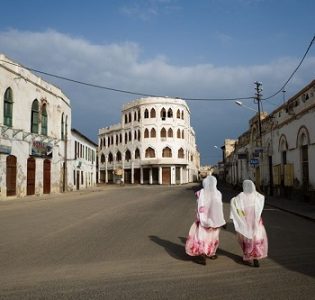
[{"left": 235, "top": 100, "right": 258, "bottom": 113}]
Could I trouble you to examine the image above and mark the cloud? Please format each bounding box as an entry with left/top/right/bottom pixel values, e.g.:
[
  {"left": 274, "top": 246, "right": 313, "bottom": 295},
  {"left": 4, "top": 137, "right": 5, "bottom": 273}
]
[
  {"left": 120, "top": 0, "right": 181, "bottom": 21},
  {"left": 0, "top": 29, "right": 314, "bottom": 164}
]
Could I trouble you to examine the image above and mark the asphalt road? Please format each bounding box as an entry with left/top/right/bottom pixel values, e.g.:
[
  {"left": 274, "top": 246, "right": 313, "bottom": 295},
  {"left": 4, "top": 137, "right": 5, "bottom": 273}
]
[{"left": 0, "top": 183, "right": 314, "bottom": 299}]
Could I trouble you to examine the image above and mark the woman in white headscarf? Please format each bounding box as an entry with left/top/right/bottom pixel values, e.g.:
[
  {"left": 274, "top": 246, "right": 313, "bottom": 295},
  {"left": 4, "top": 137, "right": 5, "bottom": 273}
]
[
  {"left": 185, "top": 175, "right": 226, "bottom": 263},
  {"left": 230, "top": 180, "right": 268, "bottom": 267}
]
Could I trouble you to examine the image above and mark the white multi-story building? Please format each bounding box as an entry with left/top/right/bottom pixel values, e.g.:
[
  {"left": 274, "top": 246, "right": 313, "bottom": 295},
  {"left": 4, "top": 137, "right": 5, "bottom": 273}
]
[
  {"left": 0, "top": 54, "right": 72, "bottom": 198},
  {"left": 98, "top": 97, "right": 200, "bottom": 185},
  {"left": 70, "top": 128, "right": 97, "bottom": 190}
]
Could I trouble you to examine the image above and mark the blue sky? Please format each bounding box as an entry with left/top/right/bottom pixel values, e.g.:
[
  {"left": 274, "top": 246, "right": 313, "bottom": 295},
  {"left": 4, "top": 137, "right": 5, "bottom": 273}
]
[{"left": 0, "top": 0, "right": 314, "bottom": 164}]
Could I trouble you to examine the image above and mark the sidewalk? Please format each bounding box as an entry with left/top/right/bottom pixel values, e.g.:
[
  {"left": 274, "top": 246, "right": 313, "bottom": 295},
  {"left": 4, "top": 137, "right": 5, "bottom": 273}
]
[{"left": 265, "top": 194, "right": 315, "bottom": 222}]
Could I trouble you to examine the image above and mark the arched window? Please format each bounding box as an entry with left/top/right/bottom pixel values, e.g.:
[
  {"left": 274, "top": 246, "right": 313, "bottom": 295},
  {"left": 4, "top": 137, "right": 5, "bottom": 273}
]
[
  {"left": 129, "top": 112, "right": 132, "bottom": 123},
  {"left": 177, "top": 129, "right": 181, "bottom": 139},
  {"left": 150, "top": 128, "right": 156, "bottom": 138},
  {"left": 125, "top": 149, "right": 131, "bottom": 161},
  {"left": 138, "top": 129, "right": 141, "bottom": 141},
  {"left": 161, "top": 108, "right": 166, "bottom": 120},
  {"left": 125, "top": 114, "right": 128, "bottom": 124},
  {"left": 107, "top": 136, "right": 110, "bottom": 146},
  {"left": 145, "top": 147, "right": 155, "bottom": 158},
  {"left": 161, "top": 127, "right": 166, "bottom": 138},
  {"left": 144, "top": 128, "right": 149, "bottom": 138},
  {"left": 111, "top": 135, "right": 114, "bottom": 145},
  {"left": 101, "top": 154, "right": 105, "bottom": 163},
  {"left": 116, "top": 151, "right": 122, "bottom": 162},
  {"left": 178, "top": 148, "right": 184, "bottom": 158},
  {"left": 4, "top": 87, "right": 13, "bottom": 127},
  {"left": 108, "top": 152, "right": 113, "bottom": 163},
  {"left": 176, "top": 109, "right": 180, "bottom": 119},
  {"left": 181, "top": 110, "right": 184, "bottom": 119},
  {"left": 150, "top": 108, "right": 156, "bottom": 118},
  {"left": 116, "top": 134, "right": 119, "bottom": 145},
  {"left": 120, "top": 134, "right": 122, "bottom": 144},
  {"left": 162, "top": 147, "right": 172, "bottom": 158},
  {"left": 125, "top": 132, "right": 128, "bottom": 144},
  {"left": 41, "top": 104, "right": 48, "bottom": 135},
  {"left": 134, "top": 111, "right": 137, "bottom": 121},
  {"left": 135, "top": 148, "right": 140, "bottom": 159},
  {"left": 167, "top": 108, "right": 173, "bottom": 118},
  {"left": 31, "top": 100, "right": 39, "bottom": 134},
  {"left": 129, "top": 131, "right": 132, "bottom": 141},
  {"left": 182, "top": 130, "right": 184, "bottom": 139},
  {"left": 168, "top": 128, "right": 173, "bottom": 138},
  {"left": 134, "top": 130, "right": 137, "bottom": 140},
  {"left": 144, "top": 109, "right": 149, "bottom": 118}
]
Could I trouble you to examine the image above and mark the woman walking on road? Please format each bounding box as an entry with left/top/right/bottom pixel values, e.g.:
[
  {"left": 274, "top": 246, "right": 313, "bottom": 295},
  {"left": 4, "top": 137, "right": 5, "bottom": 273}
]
[
  {"left": 230, "top": 180, "right": 268, "bottom": 267},
  {"left": 185, "top": 175, "right": 226, "bottom": 265}
]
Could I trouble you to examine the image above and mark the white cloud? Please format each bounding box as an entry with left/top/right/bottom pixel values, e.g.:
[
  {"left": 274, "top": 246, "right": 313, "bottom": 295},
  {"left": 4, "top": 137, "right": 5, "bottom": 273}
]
[{"left": 1, "top": 29, "right": 314, "bottom": 164}]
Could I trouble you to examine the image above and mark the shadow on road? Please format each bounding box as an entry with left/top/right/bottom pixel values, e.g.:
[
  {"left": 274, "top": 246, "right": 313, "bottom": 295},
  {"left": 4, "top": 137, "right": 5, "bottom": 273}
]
[{"left": 149, "top": 235, "right": 245, "bottom": 266}]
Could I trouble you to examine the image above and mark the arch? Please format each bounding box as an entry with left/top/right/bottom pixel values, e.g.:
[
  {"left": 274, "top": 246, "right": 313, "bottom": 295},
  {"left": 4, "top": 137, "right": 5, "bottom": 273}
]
[
  {"left": 125, "top": 149, "right": 131, "bottom": 161},
  {"left": 278, "top": 134, "right": 288, "bottom": 152},
  {"left": 3, "top": 87, "right": 13, "bottom": 127},
  {"left": 168, "top": 128, "right": 173, "bottom": 138},
  {"left": 138, "top": 129, "right": 141, "bottom": 141},
  {"left": 145, "top": 147, "right": 155, "bottom": 158},
  {"left": 181, "top": 130, "right": 184, "bottom": 139},
  {"left": 101, "top": 153, "right": 105, "bottom": 163},
  {"left": 150, "top": 128, "right": 156, "bottom": 138},
  {"left": 177, "top": 129, "right": 181, "bottom": 139},
  {"left": 134, "top": 111, "right": 137, "bottom": 121},
  {"left": 125, "top": 132, "right": 128, "bottom": 144},
  {"left": 134, "top": 130, "right": 137, "bottom": 140},
  {"left": 125, "top": 114, "right": 128, "bottom": 124},
  {"left": 31, "top": 100, "right": 39, "bottom": 134},
  {"left": 108, "top": 152, "right": 113, "bottom": 163},
  {"left": 167, "top": 108, "right": 173, "bottom": 118},
  {"left": 162, "top": 147, "right": 172, "bottom": 158},
  {"left": 160, "top": 107, "right": 166, "bottom": 120},
  {"left": 129, "top": 131, "right": 132, "bottom": 141},
  {"left": 116, "top": 134, "right": 119, "bottom": 145},
  {"left": 178, "top": 148, "right": 184, "bottom": 158},
  {"left": 144, "top": 128, "right": 149, "bottom": 138},
  {"left": 116, "top": 151, "right": 122, "bottom": 162},
  {"left": 41, "top": 104, "right": 48, "bottom": 135},
  {"left": 129, "top": 112, "right": 132, "bottom": 123},
  {"left": 181, "top": 110, "right": 184, "bottom": 119},
  {"left": 150, "top": 108, "right": 156, "bottom": 118},
  {"left": 144, "top": 108, "right": 149, "bottom": 118},
  {"left": 135, "top": 148, "right": 140, "bottom": 159},
  {"left": 161, "top": 127, "right": 166, "bottom": 138},
  {"left": 176, "top": 109, "right": 180, "bottom": 119},
  {"left": 296, "top": 125, "right": 310, "bottom": 147}
]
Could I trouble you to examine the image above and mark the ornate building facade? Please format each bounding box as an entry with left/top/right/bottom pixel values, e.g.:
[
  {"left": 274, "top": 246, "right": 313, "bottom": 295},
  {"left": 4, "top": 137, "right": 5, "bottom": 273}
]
[
  {"left": 98, "top": 97, "right": 200, "bottom": 184},
  {"left": 0, "top": 54, "right": 72, "bottom": 198}
]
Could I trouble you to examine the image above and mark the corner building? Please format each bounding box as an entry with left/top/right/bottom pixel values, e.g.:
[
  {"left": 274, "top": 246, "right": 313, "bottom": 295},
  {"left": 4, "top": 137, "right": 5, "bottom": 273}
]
[{"left": 98, "top": 97, "right": 200, "bottom": 184}]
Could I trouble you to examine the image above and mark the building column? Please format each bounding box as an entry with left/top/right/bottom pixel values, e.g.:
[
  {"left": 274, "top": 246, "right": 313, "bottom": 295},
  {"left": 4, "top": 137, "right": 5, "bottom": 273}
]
[
  {"left": 140, "top": 167, "right": 143, "bottom": 184},
  {"left": 131, "top": 162, "right": 134, "bottom": 184},
  {"left": 159, "top": 166, "right": 162, "bottom": 185},
  {"left": 149, "top": 168, "right": 153, "bottom": 185},
  {"left": 180, "top": 166, "right": 183, "bottom": 184}
]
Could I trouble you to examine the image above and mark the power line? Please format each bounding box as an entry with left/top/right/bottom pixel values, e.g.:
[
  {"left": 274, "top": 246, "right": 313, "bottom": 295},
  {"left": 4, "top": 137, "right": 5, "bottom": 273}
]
[
  {"left": 262, "top": 34, "right": 315, "bottom": 102},
  {"left": 0, "top": 58, "right": 253, "bottom": 102},
  {"left": 0, "top": 33, "right": 314, "bottom": 102}
]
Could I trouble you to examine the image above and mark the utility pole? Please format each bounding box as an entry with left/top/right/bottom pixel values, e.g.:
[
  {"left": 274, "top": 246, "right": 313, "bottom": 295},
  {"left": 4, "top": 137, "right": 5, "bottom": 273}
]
[{"left": 254, "top": 81, "right": 263, "bottom": 146}]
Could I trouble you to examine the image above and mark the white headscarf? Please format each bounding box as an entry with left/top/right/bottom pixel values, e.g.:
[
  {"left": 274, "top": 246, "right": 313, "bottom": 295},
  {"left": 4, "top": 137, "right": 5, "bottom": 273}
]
[
  {"left": 197, "top": 175, "right": 226, "bottom": 228},
  {"left": 230, "top": 180, "right": 265, "bottom": 239}
]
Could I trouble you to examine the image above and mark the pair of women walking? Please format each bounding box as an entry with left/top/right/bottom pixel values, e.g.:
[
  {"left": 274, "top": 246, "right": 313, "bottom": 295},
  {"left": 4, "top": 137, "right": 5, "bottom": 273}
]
[{"left": 185, "top": 175, "right": 268, "bottom": 267}]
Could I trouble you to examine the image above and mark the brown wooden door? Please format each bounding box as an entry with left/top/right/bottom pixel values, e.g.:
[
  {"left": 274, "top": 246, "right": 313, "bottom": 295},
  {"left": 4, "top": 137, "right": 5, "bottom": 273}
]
[
  {"left": 43, "top": 159, "right": 51, "bottom": 194},
  {"left": 162, "top": 167, "right": 171, "bottom": 185},
  {"left": 27, "top": 157, "right": 36, "bottom": 195},
  {"left": 6, "top": 155, "right": 17, "bottom": 196}
]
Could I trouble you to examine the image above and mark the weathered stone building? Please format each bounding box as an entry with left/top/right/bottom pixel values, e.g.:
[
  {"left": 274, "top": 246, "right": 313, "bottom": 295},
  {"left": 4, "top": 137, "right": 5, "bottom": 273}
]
[
  {"left": 0, "top": 54, "right": 72, "bottom": 198},
  {"left": 222, "top": 79, "right": 315, "bottom": 200},
  {"left": 98, "top": 97, "right": 200, "bottom": 184}
]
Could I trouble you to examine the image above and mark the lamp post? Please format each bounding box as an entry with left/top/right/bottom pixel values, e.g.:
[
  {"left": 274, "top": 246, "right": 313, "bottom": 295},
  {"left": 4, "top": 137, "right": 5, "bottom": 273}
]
[{"left": 254, "top": 81, "right": 263, "bottom": 147}]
